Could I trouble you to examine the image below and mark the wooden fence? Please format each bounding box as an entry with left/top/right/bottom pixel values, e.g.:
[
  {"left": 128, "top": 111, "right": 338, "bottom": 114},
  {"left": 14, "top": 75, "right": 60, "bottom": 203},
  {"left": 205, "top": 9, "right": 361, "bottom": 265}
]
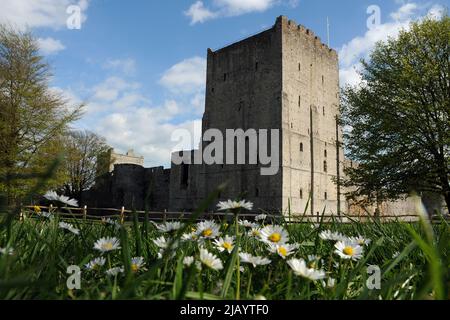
[{"left": 18, "top": 205, "right": 429, "bottom": 224}]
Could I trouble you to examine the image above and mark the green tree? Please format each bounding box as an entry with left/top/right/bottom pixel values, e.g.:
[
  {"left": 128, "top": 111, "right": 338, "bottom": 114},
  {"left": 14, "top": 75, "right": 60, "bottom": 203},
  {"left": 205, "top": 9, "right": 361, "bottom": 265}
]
[
  {"left": 62, "top": 130, "right": 110, "bottom": 202},
  {"left": 340, "top": 16, "right": 450, "bottom": 213},
  {"left": 0, "top": 25, "right": 82, "bottom": 204}
]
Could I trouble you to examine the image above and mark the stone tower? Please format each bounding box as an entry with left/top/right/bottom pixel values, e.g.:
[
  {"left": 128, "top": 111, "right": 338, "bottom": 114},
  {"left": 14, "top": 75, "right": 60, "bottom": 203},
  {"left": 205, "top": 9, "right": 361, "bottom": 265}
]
[{"left": 170, "top": 16, "right": 344, "bottom": 215}]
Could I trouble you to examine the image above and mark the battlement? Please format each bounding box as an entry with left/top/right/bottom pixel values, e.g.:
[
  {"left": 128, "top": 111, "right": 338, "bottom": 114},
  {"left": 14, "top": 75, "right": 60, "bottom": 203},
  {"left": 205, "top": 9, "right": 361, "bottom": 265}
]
[{"left": 275, "top": 15, "right": 337, "bottom": 58}]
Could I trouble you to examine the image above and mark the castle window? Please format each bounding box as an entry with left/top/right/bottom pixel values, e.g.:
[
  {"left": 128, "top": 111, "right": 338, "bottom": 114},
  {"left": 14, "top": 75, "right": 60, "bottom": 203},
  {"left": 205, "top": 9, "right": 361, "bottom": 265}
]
[
  {"left": 298, "top": 63, "right": 301, "bottom": 71},
  {"left": 223, "top": 73, "right": 227, "bottom": 81},
  {"left": 255, "top": 62, "right": 259, "bottom": 71},
  {"left": 291, "top": 123, "right": 293, "bottom": 129},
  {"left": 211, "top": 87, "right": 215, "bottom": 93},
  {"left": 300, "top": 189, "right": 303, "bottom": 199},
  {"left": 300, "top": 143, "right": 304, "bottom": 152},
  {"left": 181, "top": 164, "right": 189, "bottom": 188},
  {"left": 324, "top": 149, "right": 327, "bottom": 158},
  {"left": 256, "top": 188, "right": 259, "bottom": 197},
  {"left": 324, "top": 192, "right": 328, "bottom": 200},
  {"left": 324, "top": 161, "right": 328, "bottom": 172},
  {"left": 298, "top": 95, "right": 301, "bottom": 107},
  {"left": 323, "top": 106, "right": 325, "bottom": 116},
  {"left": 322, "top": 75, "right": 324, "bottom": 85}
]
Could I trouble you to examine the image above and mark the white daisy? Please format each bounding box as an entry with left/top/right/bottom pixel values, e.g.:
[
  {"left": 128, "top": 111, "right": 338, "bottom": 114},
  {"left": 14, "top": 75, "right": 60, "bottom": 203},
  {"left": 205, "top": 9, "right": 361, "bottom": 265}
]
[
  {"left": 238, "top": 220, "right": 259, "bottom": 229},
  {"left": 106, "top": 266, "right": 124, "bottom": 276},
  {"left": 58, "top": 222, "right": 80, "bottom": 235},
  {"left": 334, "top": 240, "right": 364, "bottom": 261},
  {"left": 102, "top": 217, "right": 121, "bottom": 229},
  {"left": 152, "top": 221, "right": 183, "bottom": 233},
  {"left": 259, "top": 225, "right": 289, "bottom": 245},
  {"left": 196, "top": 220, "right": 221, "bottom": 239},
  {"left": 239, "top": 252, "right": 271, "bottom": 268},
  {"left": 287, "top": 258, "right": 326, "bottom": 281},
  {"left": 255, "top": 214, "right": 267, "bottom": 221},
  {"left": 392, "top": 251, "right": 400, "bottom": 259},
  {"left": 183, "top": 256, "right": 195, "bottom": 267},
  {"left": 217, "top": 199, "right": 253, "bottom": 212},
  {"left": 153, "top": 236, "right": 168, "bottom": 249},
  {"left": 93, "top": 237, "right": 121, "bottom": 253},
  {"left": 267, "top": 243, "right": 299, "bottom": 259},
  {"left": 349, "top": 235, "right": 371, "bottom": 246},
  {"left": 85, "top": 257, "right": 106, "bottom": 270},
  {"left": 0, "top": 247, "right": 14, "bottom": 256},
  {"left": 199, "top": 248, "right": 223, "bottom": 271},
  {"left": 213, "top": 235, "right": 235, "bottom": 253},
  {"left": 44, "top": 191, "right": 78, "bottom": 207},
  {"left": 131, "top": 257, "right": 146, "bottom": 272},
  {"left": 182, "top": 232, "right": 199, "bottom": 241},
  {"left": 248, "top": 227, "right": 261, "bottom": 238},
  {"left": 319, "top": 230, "right": 347, "bottom": 242}
]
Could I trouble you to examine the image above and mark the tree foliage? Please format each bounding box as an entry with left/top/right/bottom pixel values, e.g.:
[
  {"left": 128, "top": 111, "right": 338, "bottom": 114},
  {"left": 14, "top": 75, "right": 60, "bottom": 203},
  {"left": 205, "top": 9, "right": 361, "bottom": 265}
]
[
  {"left": 0, "top": 25, "right": 82, "bottom": 204},
  {"left": 340, "top": 16, "right": 450, "bottom": 212},
  {"left": 62, "top": 130, "right": 110, "bottom": 202}
]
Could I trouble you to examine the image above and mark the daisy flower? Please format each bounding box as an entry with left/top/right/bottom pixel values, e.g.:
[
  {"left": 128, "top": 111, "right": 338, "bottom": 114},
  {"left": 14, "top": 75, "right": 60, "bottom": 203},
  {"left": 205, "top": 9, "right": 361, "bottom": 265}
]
[
  {"left": 217, "top": 199, "right": 253, "bottom": 212},
  {"left": 349, "top": 235, "right": 371, "bottom": 246},
  {"left": 267, "top": 243, "right": 299, "bottom": 259},
  {"left": 152, "top": 221, "right": 183, "bottom": 233},
  {"left": 334, "top": 240, "right": 364, "bottom": 261},
  {"left": 259, "top": 225, "right": 289, "bottom": 245},
  {"left": 196, "top": 220, "right": 221, "bottom": 239},
  {"left": 106, "top": 266, "right": 124, "bottom": 276},
  {"left": 392, "top": 251, "right": 400, "bottom": 259},
  {"left": 239, "top": 252, "right": 271, "bottom": 268},
  {"left": 322, "top": 277, "right": 336, "bottom": 288},
  {"left": 255, "top": 214, "right": 267, "bottom": 221},
  {"left": 101, "top": 217, "right": 121, "bottom": 229},
  {"left": 182, "top": 232, "right": 199, "bottom": 241},
  {"left": 238, "top": 219, "right": 259, "bottom": 229},
  {"left": 248, "top": 227, "right": 261, "bottom": 238},
  {"left": 199, "top": 248, "right": 223, "bottom": 271},
  {"left": 153, "top": 236, "right": 168, "bottom": 249},
  {"left": 44, "top": 191, "right": 78, "bottom": 207},
  {"left": 183, "top": 256, "right": 195, "bottom": 267},
  {"left": 319, "top": 230, "right": 346, "bottom": 242},
  {"left": 131, "top": 257, "right": 146, "bottom": 272},
  {"left": 287, "top": 258, "right": 326, "bottom": 281},
  {"left": 85, "top": 257, "right": 106, "bottom": 270},
  {"left": 0, "top": 247, "right": 14, "bottom": 256},
  {"left": 93, "top": 237, "right": 121, "bottom": 253},
  {"left": 59, "top": 222, "right": 80, "bottom": 235},
  {"left": 213, "top": 235, "right": 235, "bottom": 253}
]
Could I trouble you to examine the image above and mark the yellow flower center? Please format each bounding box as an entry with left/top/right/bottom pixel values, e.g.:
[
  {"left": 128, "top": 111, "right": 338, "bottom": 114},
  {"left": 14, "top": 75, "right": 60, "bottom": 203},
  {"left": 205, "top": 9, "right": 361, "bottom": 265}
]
[
  {"left": 269, "top": 233, "right": 281, "bottom": 243},
  {"left": 278, "top": 246, "right": 287, "bottom": 257},
  {"left": 131, "top": 264, "right": 139, "bottom": 272},
  {"left": 252, "top": 230, "right": 260, "bottom": 236},
  {"left": 223, "top": 242, "right": 232, "bottom": 250},
  {"left": 202, "top": 229, "right": 213, "bottom": 237},
  {"left": 343, "top": 246, "right": 354, "bottom": 256},
  {"left": 102, "top": 243, "right": 114, "bottom": 251},
  {"left": 33, "top": 206, "right": 41, "bottom": 213}
]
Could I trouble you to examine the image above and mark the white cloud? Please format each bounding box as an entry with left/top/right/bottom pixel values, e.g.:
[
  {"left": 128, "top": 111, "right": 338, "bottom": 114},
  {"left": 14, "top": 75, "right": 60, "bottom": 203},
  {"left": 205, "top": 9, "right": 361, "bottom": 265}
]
[
  {"left": 185, "top": 1, "right": 218, "bottom": 25},
  {"left": 159, "top": 57, "right": 206, "bottom": 94},
  {"left": 0, "top": 0, "right": 89, "bottom": 30},
  {"left": 103, "top": 58, "right": 137, "bottom": 76},
  {"left": 338, "top": 2, "right": 444, "bottom": 87},
  {"left": 185, "top": 0, "right": 280, "bottom": 24},
  {"left": 37, "top": 37, "right": 66, "bottom": 55},
  {"left": 92, "top": 77, "right": 141, "bottom": 102}
]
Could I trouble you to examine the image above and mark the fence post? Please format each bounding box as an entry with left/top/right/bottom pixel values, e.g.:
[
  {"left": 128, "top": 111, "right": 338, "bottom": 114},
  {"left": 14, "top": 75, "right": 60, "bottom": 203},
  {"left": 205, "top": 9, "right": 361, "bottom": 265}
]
[
  {"left": 120, "top": 206, "right": 125, "bottom": 224},
  {"left": 83, "top": 205, "right": 87, "bottom": 220},
  {"left": 49, "top": 204, "right": 53, "bottom": 213},
  {"left": 19, "top": 206, "right": 24, "bottom": 222}
]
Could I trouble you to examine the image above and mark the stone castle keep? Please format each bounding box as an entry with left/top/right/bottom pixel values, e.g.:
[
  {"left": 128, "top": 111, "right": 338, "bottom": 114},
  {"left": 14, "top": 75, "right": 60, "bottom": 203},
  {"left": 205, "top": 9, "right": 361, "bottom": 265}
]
[{"left": 83, "top": 16, "right": 424, "bottom": 216}]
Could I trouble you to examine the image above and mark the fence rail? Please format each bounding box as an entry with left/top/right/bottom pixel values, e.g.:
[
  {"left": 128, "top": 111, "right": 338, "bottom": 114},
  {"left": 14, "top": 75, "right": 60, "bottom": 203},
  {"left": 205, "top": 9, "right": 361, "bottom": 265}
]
[{"left": 17, "top": 205, "right": 433, "bottom": 224}]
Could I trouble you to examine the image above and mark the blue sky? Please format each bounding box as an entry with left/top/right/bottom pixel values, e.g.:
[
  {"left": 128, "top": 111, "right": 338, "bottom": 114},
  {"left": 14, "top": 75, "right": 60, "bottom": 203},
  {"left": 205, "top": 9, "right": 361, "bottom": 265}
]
[{"left": 0, "top": 0, "right": 447, "bottom": 167}]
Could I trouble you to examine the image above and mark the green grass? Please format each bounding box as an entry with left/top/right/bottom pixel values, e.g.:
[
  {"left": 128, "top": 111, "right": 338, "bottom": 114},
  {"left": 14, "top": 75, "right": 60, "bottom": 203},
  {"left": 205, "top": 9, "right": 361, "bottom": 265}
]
[{"left": 0, "top": 205, "right": 448, "bottom": 300}]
